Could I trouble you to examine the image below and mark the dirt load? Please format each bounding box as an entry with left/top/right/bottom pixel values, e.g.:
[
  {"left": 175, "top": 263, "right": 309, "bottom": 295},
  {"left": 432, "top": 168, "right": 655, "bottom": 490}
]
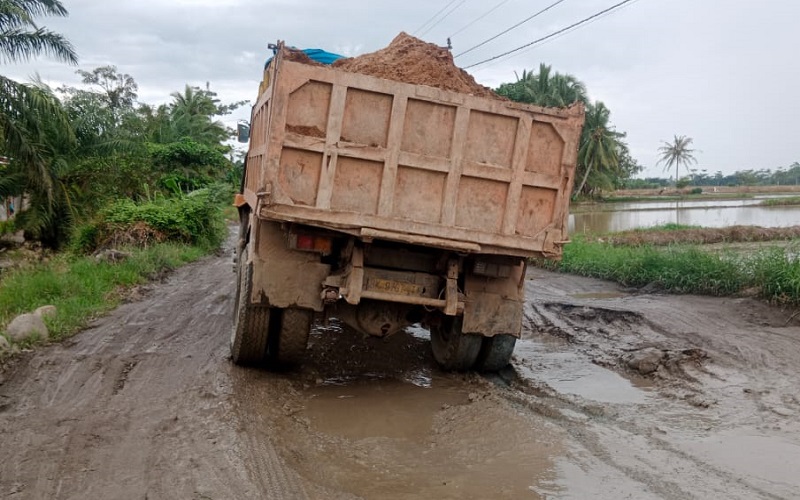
[
  {"left": 330, "top": 32, "right": 498, "bottom": 98},
  {"left": 2, "top": 229, "right": 800, "bottom": 498}
]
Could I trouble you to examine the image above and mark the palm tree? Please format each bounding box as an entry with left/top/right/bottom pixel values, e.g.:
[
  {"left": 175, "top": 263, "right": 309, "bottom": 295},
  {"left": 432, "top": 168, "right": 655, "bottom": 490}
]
[
  {"left": 573, "top": 101, "right": 624, "bottom": 197},
  {"left": 1, "top": 0, "right": 77, "bottom": 194},
  {"left": 657, "top": 135, "right": 697, "bottom": 185},
  {"left": 0, "top": 0, "right": 77, "bottom": 246},
  {"left": 168, "top": 85, "right": 230, "bottom": 145},
  {"left": 496, "top": 63, "right": 588, "bottom": 108}
]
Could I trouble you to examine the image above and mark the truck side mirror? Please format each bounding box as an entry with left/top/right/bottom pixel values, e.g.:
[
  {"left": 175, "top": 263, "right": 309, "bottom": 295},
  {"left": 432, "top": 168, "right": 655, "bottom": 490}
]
[{"left": 237, "top": 122, "right": 251, "bottom": 143}]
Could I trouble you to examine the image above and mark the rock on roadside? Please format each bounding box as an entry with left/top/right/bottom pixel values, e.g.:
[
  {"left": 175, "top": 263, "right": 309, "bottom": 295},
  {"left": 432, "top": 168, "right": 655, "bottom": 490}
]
[
  {"left": 34, "top": 305, "right": 57, "bottom": 319},
  {"left": 5, "top": 313, "right": 48, "bottom": 343}
]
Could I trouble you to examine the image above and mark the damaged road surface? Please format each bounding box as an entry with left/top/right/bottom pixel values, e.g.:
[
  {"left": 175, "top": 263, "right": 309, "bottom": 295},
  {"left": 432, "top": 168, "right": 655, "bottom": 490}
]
[{"left": 1, "top": 240, "right": 799, "bottom": 499}]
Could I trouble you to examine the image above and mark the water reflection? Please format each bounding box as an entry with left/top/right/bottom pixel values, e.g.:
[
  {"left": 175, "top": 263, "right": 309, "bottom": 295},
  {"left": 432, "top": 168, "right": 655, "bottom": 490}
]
[{"left": 570, "top": 201, "right": 800, "bottom": 234}]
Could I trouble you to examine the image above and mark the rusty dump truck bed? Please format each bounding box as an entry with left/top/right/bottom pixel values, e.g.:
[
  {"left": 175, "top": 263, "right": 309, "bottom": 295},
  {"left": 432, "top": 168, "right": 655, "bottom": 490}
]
[{"left": 243, "top": 51, "right": 585, "bottom": 258}]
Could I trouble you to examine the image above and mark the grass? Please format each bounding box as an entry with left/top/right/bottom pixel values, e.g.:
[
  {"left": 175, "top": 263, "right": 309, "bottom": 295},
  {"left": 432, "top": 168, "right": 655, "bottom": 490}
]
[
  {"left": 542, "top": 236, "right": 800, "bottom": 305},
  {"left": 0, "top": 243, "right": 207, "bottom": 345},
  {"left": 760, "top": 196, "right": 800, "bottom": 207},
  {"left": 599, "top": 225, "right": 800, "bottom": 247}
]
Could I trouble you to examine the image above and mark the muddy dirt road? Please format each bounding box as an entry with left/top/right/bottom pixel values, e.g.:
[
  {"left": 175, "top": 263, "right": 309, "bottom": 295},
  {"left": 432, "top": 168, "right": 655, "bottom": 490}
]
[{"left": 2, "top": 236, "right": 799, "bottom": 499}]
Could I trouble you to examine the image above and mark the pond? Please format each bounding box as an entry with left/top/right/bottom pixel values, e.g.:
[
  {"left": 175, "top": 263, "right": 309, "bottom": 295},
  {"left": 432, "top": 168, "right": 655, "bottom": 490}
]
[{"left": 569, "top": 197, "right": 800, "bottom": 234}]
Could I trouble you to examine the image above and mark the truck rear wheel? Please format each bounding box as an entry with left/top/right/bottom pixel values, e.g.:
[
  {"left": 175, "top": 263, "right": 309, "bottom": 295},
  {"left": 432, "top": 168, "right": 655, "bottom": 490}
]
[
  {"left": 266, "top": 308, "right": 312, "bottom": 369},
  {"left": 231, "top": 246, "right": 271, "bottom": 365},
  {"left": 430, "top": 315, "right": 482, "bottom": 371},
  {"left": 475, "top": 334, "right": 517, "bottom": 372}
]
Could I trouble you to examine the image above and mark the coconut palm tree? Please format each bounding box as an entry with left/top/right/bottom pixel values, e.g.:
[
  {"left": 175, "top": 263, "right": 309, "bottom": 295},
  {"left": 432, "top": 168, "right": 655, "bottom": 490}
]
[
  {"left": 658, "top": 135, "right": 697, "bottom": 185},
  {"left": 496, "top": 63, "right": 588, "bottom": 108},
  {"left": 573, "top": 101, "right": 624, "bottom": 197}
]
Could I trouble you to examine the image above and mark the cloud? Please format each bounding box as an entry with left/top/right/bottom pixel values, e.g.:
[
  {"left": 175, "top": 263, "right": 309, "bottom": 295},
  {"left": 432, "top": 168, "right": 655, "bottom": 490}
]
[{"left": 5, "top": 0, "right": 799, "bottom": 174}]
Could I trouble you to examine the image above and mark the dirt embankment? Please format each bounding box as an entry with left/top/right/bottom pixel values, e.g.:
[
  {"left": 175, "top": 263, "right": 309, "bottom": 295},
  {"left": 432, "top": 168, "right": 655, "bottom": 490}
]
[
  {"left": 602, "top": 225, "right": 800, "bottom": 246},
  {"left": 2, "top": 235, "right": 800, "bottom": 498}
]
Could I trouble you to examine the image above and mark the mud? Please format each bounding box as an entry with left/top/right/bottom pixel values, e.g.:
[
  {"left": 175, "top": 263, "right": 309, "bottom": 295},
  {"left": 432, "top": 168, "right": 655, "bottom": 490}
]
[
  {"left": 2, "top": 233, "right": 800, "bottom": 498},
  {"left": 332, "top": 32, "right": 498, "bottom": 99},
  {"left": 286, "top": 124, "right": 326, "bottom": 138}
]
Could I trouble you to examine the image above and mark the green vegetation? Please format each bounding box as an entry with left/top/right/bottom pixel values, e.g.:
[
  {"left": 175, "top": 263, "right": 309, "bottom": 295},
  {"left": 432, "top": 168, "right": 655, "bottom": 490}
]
[
  {"left": 760, "top": 196, "right": 800, "bottom": 207},
  {"left": 496, "top": 64, "right": 641, "bottom": 198},
  {"left": 0, "top": 3, "right": 244, "bottom": 351},
  {"left": 0, "top": 243, "right": 206, "bottom": 342},
  {"left": 542, "top": 235, "right": 800, "bottom": 305},
  {"left": 73, "top": 188, "right": 226, "bottom": 253},
  {"left": 622, "top": 162, "right": 800, "bottom": 190}
]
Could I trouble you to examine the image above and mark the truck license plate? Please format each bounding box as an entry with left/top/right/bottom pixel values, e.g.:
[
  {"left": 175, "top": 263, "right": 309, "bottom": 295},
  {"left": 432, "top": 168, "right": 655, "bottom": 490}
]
[{"left": 369, "top": 278, "right": 422, "bottom": 296}]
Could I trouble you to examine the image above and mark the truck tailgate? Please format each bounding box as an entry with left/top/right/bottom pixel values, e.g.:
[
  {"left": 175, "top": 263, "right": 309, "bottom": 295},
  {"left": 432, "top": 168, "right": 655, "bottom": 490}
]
[{"left": 244, "top": 55, "right": 585, "bottom": 258}]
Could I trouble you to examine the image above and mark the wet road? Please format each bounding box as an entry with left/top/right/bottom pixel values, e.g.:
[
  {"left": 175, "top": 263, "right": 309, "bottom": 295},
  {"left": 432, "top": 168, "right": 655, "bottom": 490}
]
[{"left": 1, "top": 238, "right": 799, "bottom": 499}]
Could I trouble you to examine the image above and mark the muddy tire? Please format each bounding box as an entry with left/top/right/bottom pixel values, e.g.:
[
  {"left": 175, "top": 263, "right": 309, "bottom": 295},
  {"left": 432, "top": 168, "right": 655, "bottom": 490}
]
[
  {"left": 475, "top": 334, "right": 517, "bottom": 372},
  {"left": 430, "top": 315, "right": 482, "bottom": 371},
  {"left": 231, "top": 246, "right": 270, "bottom": 365},
  {"left": 266, "top": 308, "right": 312, "bottom": 369}
]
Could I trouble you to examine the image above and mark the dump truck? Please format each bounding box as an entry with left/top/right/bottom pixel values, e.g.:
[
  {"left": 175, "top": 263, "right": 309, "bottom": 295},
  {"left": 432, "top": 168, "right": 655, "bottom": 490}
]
[{"left": 232, "top": 41, "right": 585, "bottom": 371}]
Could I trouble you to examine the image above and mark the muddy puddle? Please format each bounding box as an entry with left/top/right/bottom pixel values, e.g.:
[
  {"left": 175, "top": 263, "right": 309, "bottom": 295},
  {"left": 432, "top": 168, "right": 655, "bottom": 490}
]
[
  {"left": 303, "top": 377, "right": 466, "bottom": 441},
  {"left": 677, "top": 430, "right": 800, "bottom": 495},
  {"left": 268, "top": 322, "right": 578, "bottom": 499},
  {"left": 514, "top": 337, "right": 652, "bottom": 404},
  {"left": 291, "top": 373, "right": 569, "bottom": 499},
  {"left": 569, "top": 291, "right": 629, "bottom": 300}
]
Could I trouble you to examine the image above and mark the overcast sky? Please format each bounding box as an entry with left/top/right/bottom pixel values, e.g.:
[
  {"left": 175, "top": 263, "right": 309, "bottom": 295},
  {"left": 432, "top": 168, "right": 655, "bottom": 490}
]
[{"left": 8, "top": 0, "right": 799, "bottom": 177}]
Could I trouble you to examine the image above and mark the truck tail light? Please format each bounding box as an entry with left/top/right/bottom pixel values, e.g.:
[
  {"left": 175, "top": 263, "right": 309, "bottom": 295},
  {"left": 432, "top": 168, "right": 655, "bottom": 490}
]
[
  {"left": 291, "top": 233, "right": 333, "bottom": 255},
  {"left": 296, "top": 234, "right": 314, "bottom": 250},
  {"left": 313, "top": 236, "right": 333, "bottom": 254}
]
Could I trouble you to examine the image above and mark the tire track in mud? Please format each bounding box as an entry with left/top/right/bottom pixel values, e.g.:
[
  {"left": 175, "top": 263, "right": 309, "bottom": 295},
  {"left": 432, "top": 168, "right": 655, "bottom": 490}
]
[
  {"left": 2, "top": 242, "right": 798, "bottom": 499},
  {"left": 505, "top": 270, "right": 800, "bottom": 499},
  {"left": 0, "top": 232, "right": 308, "bottom": 500}
]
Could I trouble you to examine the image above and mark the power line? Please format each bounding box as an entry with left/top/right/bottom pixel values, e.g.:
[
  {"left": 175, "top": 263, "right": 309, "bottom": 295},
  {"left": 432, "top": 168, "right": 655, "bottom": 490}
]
[
  {"left": 463, "top": 0, "right": 637, "bottom": 69},
  {"left": 419, "top": 0, "right": 468, "bottom": 38},
  {"left": 454, "top": 0, "right": 568, "bottom": 58},
  {"left": 448, "top": 0, "right": 511, "bottom": 38},
  {"left": 413, "top": 0, "right": 459, "bottom": 36},
  {"left": 471, "top": 0, "right": 643, "bottom": 71}
]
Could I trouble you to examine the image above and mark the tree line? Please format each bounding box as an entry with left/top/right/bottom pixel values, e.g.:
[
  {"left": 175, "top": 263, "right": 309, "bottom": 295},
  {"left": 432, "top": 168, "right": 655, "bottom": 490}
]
[
  {"left": 0, "top": 0, "right": 245, "bottom": 248},
  {"left": 625, "top": 162, "right": 800, "bottom": 190}
]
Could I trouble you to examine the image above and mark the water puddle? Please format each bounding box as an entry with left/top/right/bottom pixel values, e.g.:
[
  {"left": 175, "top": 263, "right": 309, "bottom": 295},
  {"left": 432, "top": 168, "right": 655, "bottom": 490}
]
[
  {"left": 514, "top": 338, "right": 651, "bottom": 405},
  {"left": 676, "top": 430, "right": 800, "bottom": 496},
  {"left": 299, "top": 376, "right": 566, "bottom": 499},
  {"left": 304, "top": 378, "right": 465, "bottom": 441},
  {"left": 569, "top": 292, "right": 629, "bottom": 300}
]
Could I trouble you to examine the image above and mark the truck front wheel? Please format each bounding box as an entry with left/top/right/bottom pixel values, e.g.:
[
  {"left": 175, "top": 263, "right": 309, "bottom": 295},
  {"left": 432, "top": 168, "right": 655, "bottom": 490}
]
[
  {"left": 475, "top": 334, "right": 517, "bottom": 372},
  {"left": 231, "top": 246, "right": 271, "bottom": 365},
  {"left": 430, "top": 315, "right": 482, "bottom": 371}
]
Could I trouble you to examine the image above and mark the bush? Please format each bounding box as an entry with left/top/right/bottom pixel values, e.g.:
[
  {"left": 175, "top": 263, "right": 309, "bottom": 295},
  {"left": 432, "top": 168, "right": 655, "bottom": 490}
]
[
  {"left": 73, "top": 189, "right": 225, "bottom": 253},
  {"left": 690, "top": 187, "right": 703, "bottom": 195}
]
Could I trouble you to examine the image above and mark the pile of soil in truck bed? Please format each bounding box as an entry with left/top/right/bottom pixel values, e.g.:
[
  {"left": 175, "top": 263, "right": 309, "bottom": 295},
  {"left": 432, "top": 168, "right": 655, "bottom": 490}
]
[{"left": 284, "top": 32, "right": 499, "bottom": 99}]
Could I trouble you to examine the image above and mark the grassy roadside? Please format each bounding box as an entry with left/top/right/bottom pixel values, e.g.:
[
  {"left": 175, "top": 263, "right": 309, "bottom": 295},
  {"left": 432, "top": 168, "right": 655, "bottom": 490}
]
[
  {"left": 760, "top": 196, "right": 800, "bottom": 207},
  {"left": 0, "top": 243, "right": 209, "bottom": 346},
  {"left": 540, "top": 231, "right": 800, "bottom": 306},
  {"left": 0, "top": 187, "right": 234, "bottom": 352}
]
